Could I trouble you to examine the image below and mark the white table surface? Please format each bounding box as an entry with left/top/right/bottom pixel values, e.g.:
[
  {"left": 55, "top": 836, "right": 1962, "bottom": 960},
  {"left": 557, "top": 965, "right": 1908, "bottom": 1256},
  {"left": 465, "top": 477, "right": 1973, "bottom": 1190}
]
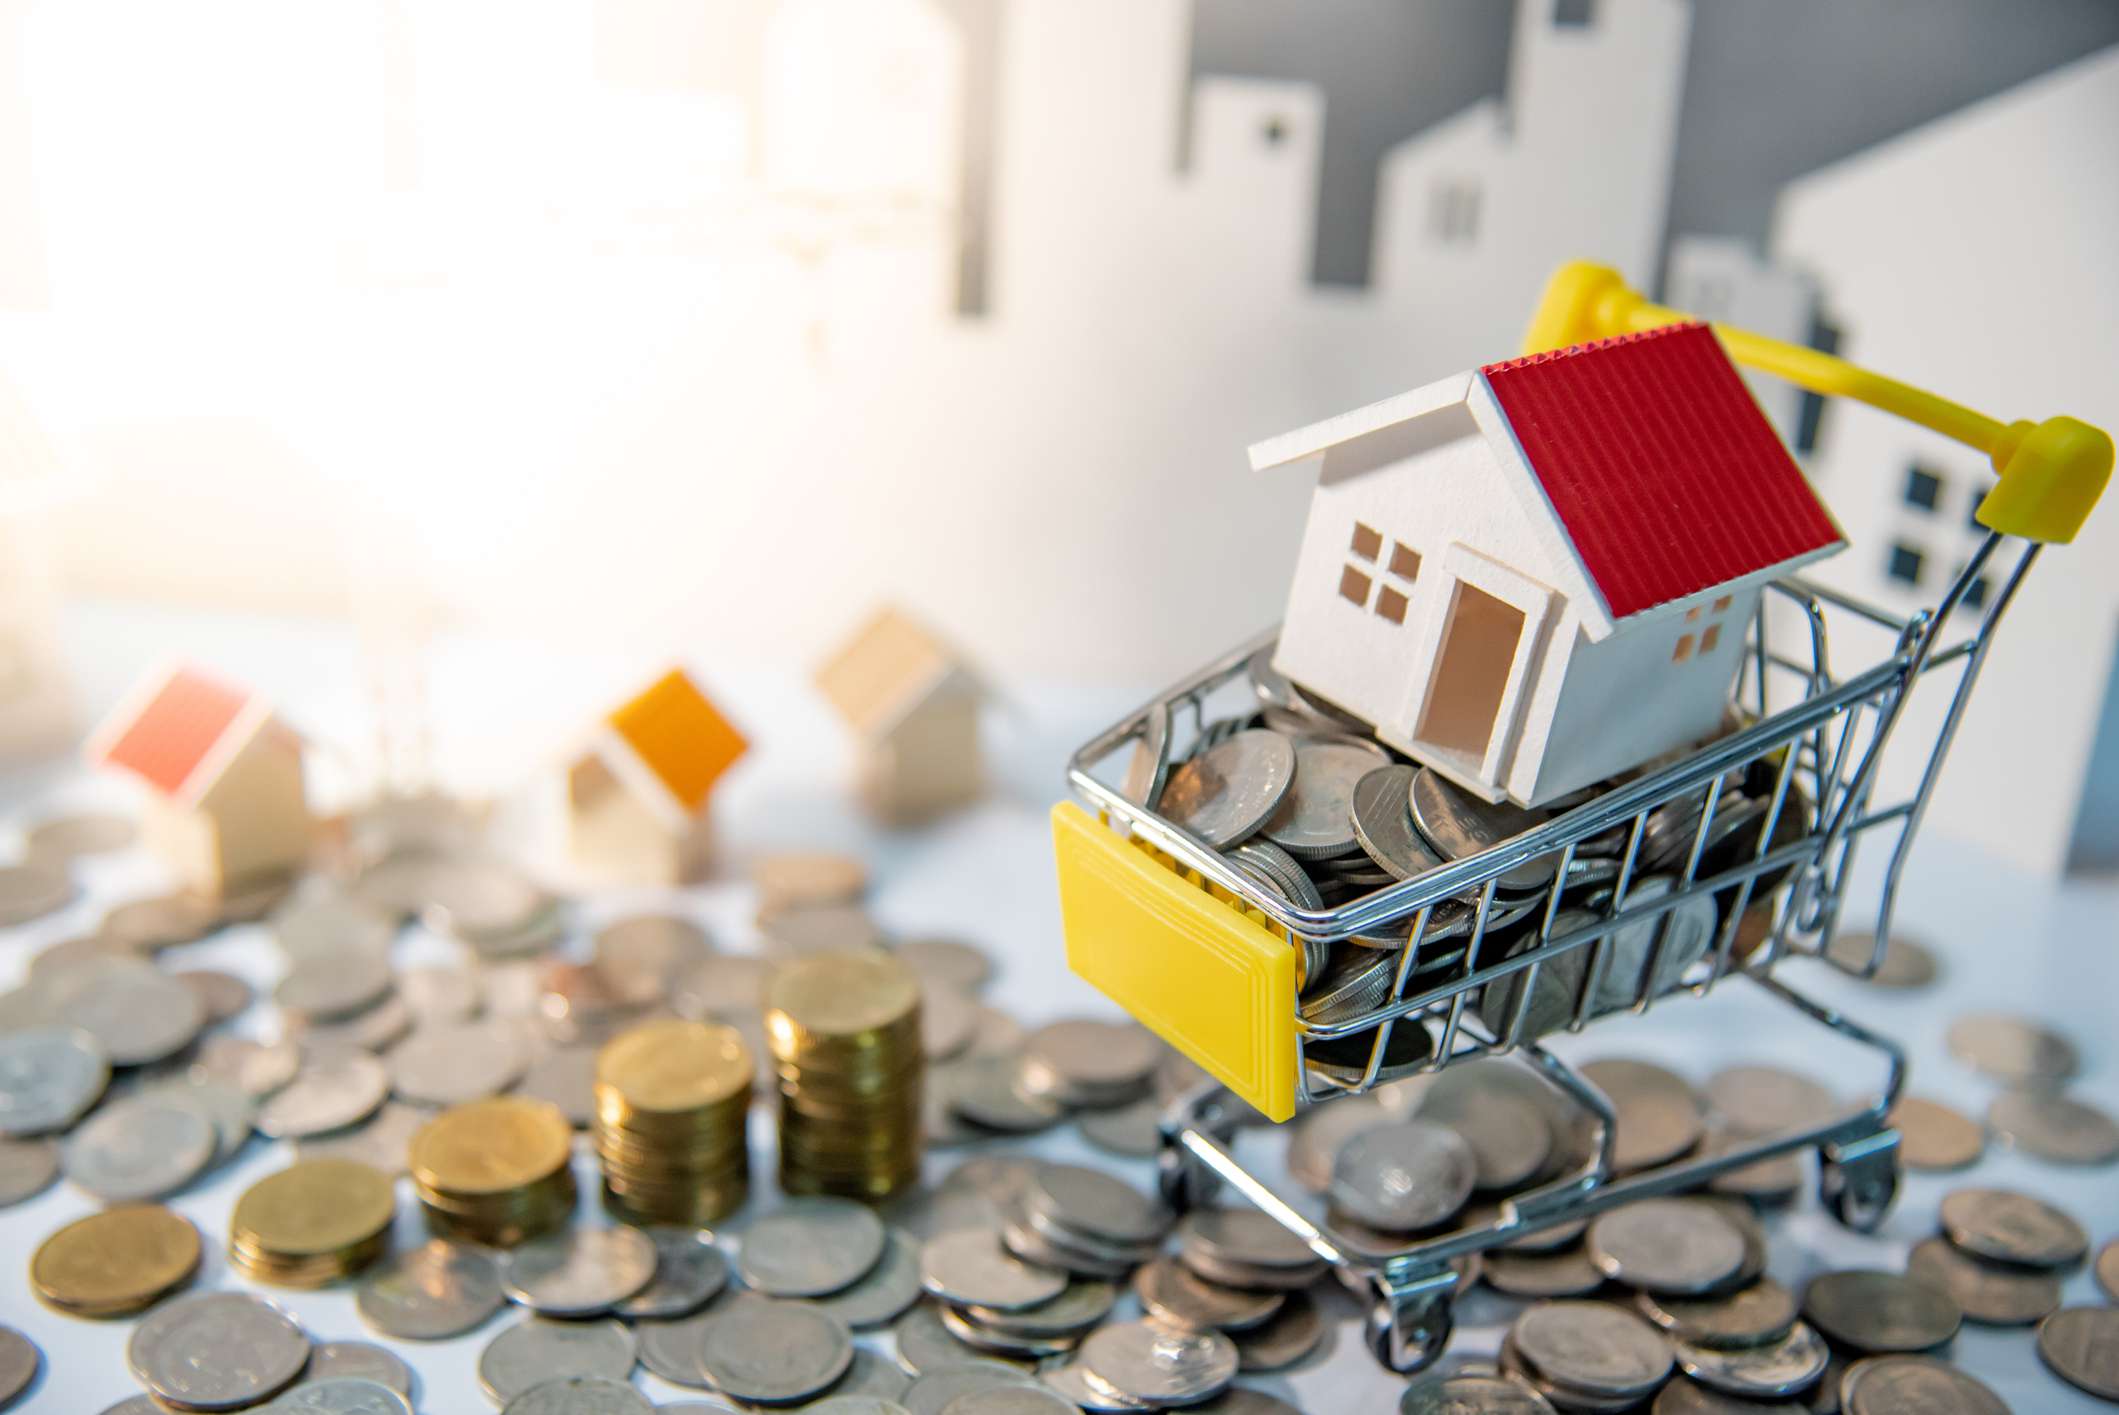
[{"left": 2, "top": 601, "right": 2117, "bottom": 1413}]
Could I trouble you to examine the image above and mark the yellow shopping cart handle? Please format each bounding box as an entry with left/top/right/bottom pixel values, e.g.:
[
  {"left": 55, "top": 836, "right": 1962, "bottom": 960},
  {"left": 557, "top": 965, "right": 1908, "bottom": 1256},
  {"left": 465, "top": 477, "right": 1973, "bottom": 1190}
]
[{"left": 1524, "top": 262, "right": 2114, "bottom": 546}]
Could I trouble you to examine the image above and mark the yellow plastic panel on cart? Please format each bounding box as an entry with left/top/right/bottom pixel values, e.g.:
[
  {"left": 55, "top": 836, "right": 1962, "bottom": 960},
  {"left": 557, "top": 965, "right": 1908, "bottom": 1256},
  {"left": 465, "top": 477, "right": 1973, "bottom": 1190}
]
[{"left": 1050, "top": 802, "right": 1299, "bottom": 1122}]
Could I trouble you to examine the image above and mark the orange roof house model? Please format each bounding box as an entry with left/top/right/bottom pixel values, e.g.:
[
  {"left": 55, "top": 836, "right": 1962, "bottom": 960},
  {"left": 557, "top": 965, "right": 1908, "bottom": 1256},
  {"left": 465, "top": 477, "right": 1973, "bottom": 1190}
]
[
  {"left": 86, "top": 664, "right": 310, "bottom": 897},
  {"left": 564, "top": 668, "right": 748, "bottom": 886},
  {"left": 814, "top": 606, "right": 986, "bottom": 825}
]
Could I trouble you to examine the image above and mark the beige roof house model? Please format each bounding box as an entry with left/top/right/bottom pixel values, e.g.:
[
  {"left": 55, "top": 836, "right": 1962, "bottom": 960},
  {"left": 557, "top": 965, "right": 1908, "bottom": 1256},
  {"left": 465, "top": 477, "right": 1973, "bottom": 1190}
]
[{"left": 814, "top": 606, "right": 985, "bottom": 824}]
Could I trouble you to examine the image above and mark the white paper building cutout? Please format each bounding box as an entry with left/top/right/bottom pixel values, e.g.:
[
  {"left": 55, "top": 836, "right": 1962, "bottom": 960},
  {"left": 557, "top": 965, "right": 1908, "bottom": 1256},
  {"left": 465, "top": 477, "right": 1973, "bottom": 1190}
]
[{"left": 1257, "top": 321, "right": 1844, "bottom": 807}]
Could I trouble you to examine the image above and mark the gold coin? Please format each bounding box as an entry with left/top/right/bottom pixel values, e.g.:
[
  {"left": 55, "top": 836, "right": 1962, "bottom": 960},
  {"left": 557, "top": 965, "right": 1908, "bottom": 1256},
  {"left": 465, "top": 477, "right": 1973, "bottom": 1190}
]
[
  {"left": 32, "top": 1204, "right": 201, "bottom": 1315},
  {"left": 231, "top": 1158, "right": 395, "bottom": 1256},
  {"left": 596, "top": 1019, "right": 750, "bottom": 1115},
  {"left": 765, "top": 950, "right": 919, "bottom": 1044},
  {"left": 411, "top": 1096, "right": 572, "bottom": 1195}
]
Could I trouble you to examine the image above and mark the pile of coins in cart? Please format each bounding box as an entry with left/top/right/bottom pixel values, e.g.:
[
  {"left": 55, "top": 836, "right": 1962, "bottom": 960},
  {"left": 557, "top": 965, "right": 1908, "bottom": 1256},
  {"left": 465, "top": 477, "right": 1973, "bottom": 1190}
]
[{"left": 1135, "top": 647, "right": 1813, "bottom": 1075}]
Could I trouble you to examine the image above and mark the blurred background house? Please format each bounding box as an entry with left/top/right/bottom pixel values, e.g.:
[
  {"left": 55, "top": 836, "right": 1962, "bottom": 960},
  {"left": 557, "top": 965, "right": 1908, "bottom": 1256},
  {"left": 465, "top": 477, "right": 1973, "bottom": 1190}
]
[{"left": 0, "top": 0, "right": 2113, "bottom": 873}]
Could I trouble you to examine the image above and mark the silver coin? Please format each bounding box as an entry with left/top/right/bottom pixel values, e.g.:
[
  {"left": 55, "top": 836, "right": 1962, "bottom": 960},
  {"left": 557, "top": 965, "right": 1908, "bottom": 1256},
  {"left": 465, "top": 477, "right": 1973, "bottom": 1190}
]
[
  {"left": 758, "top": 902, "right": 885, "bottom": 959},
  {"left": 357, "top": 1239, "right": 506, "bottom": 1340},
  {"left": 898, "top": 937, "right": 994, "bottom": 996},
  {"left": 296, "top": 1100, "right": 426, "bottom": 1177},
  {"left": 831, "top": 1347, "right": 916, "bottom": 1402},
  {"left": 1986, "top": 1087, "right": 2119, "bottom": 1165},
  {"left": 97, "top": 1399, "right": 165, "bottom": 1415},
  {"left": 893, "top": 1303, "right": 1030, "bottom": 1377},
  {"left": 0, "top": 1134, "right": 58, "bottom": 1206},
  {"left": 1409, "top": 768, "right": 1554, "bottom": 889},
  {"left": 296, "top": 989, "right": 416, "bottom": 1054},
  {"left": 695, "top": 1294, "right": 853, "bottom": 1404},
  {"left": 234, "top": 1037, "right": 303, "bottom": 1097},
  {"left": 1419, "top": 1086, "right": 1553, "bottom": 1192},
  {"left": 1121, "top": 701, "right": 1173, "bottom": 811},
  {"left": 2037, "top": 1306, "right": 2119, "bottom": 1402},
  {"left": 1635, "top": 1278, "right": 1798, "bottom": 1348},
  {"left": 811, "top": 1227, "right": 922, "bottom": 1329},
  {"left": 740, "top": 1197, "right": 888, "bottom": 1297},
  {"left": 100, "top": 891, "right": 217, "bottom": 951},
  {"left": 271, "top": 889, "right": 396, "bottom": 959},
  {"left": 2098, "top": 1238, "right": 2119, "bottom": 1304},
  {"left": 1023, "top": 1019, "right": 1163, "bottom": 1099},
  {"left": 949, "top": 1058, "right": 1066, "bottom": 1134},
  {"left": 1887, "top": 1096, "right": 1984, "bottom": 1172},
  {"left": 1478, "top": 910, "right": 1599, "bottom": 1042},
  {"left": 502, "top": 1225, "right": 658, "bottom": 1315},
  {"left": 1176, "top": 1209, "right": 1324, "bottom": 1288},
  {"left": 255, "top": 1048, "right": 389, "bottom": 1138},
  {"left": 938, "top": 1388, "right": 1076, "bottom": 1415},
  {"left": 1079, "top": 1319, "right": 1237, "bottom": 1406},
  {"left": 1080, "top": 1095, "right": 1164, "bottom": 1159},
  {"left": 1350, "top": 764, "right": 1444, "bottom": 880},
  {"left": 387, "top": 1019, "right": 526, "bottom": 1107},
  {"left": 276, "top": 953, "right": 395, "bottom": 1022},
  {"left": 0, "top": 1325, "right": 35, "bottom": 1410},
  {"left": 138, "top": 1075, "right": 255, "bottom": 1168},
  {"left": 502, "top": 1376, "right": 655, "bottom": 1414},
  {"left": 922, "top": 1228, "right": 1068, "bottom": 1310},
  {"left": 656, "top": 1406, "right": 746, "bottom": 1415},
  {"left": 1042, "top": 1361, "right": 1151, "bottom": 1412},
  {"left": 1944, "top": 1011, "right": 2078, "bottom": 1085},
  {"left": 1511, "top": 1301, "right": 1672, "bottom": 1399},
  {"left": 922, "top": 983, "right": 980, "bottom": 1061},
  {"left": 478, "top": 1317, "right": 636, "bottom": 1404},
  {"left": 1938, "top": 1186, "right": 2087, "bottom": 1269},
  {"left": 1839, "top": 1354, "right": 2008, "bottom": 1414},
  {"left": 129, "top": 1292, "right": 311, "bottom": 1411},
  {"left": 940, "top": 1304, "right": 1080, "bottom": 1361},
  {"left": 0, "top": 1027, "right": 108, "bottom": 1134},
  {"left": 513, "top": 1044, "right": 597, "bottom": 1128},
  {"left": 1703, "top": 1064, "right": 1836, "bottom": 1138},
  {"left": 1482, "top": 1246, "right": 1608, "bottom": 1300},
  {"left": 1399, "top": 1370, "right": 1555, "bottom": 1413},
  {"left": 904, "top": 1363, "right": 1041, "bottom": 1415},
  {"left": 396, "top": 965, "right": 482, "bottom": 1024},
  {"left": 610, "top": 1227, "right": 729, "bottom": 1320},
  {"left": 1823, "top": 931, "right": 1938, "bottom": 988},
  {"left": 267, "top": 1377, "right": 411, "bottom": 1414},
  {"left": 636, "top": 1312, "right": 715, "bottom": 1388},
  {"left": 1585, "top": 879, "right": 1717, "bottom": 1013},
  {"left": 0, "top": 860, "right": 72, "bottom": 925},
  {"left": 1650, "top": 1379, "right": 1790, "bottom": 1414},
  {"left": 1329, "top": 1120, "right": 1476, "bottom": 1232},
  {"left": 1233, "top": 1289, "right": 1325, "bottom": 1371},
  {"left": 1297, "top": 947, "right": 1403, "bottom": 1028},
  {"left": 1160, "top": 729, "right": 1297, "bottom": 848},
  {"left": 46, "top": 959, "right": 205, "bottom": 1067},
  {"left": 26, "top": 810, "right": 136, "bottom": 861},
  {"left": 1286, "top": 1095, "right": 1392, "bottom": 1193},
  {"left": 1301, "top": 1017, "right": 1436, "bottom": 1088},
  {"left": 804, "top": 1399, "right": 915, "bottom": 1415},
  {"left": 963, "top": 1279, "right": 1119, "bottom": 1341},
  {"left": 28, "top": 934, "right": 123, "bottom": 979},
  {"left": 63, "top": 1094, "right": 216, "bottom": 1202},
  {"left": 1261, "top": 739, "right": 1378, "bottom": 859},
  {"left": 1675, "top": 1321, "right": 1827, "bottom": 1399},
  {"left": 303, "top": 1341, "right": 414, "bottom": 1398},
  {"left": 1227, "top": 837, "right": 1327, "bottom": 915},
  {"left": 1800, "top": 1270, "right": 1960, "bottom": 1353},
  {"left": 175, "top": 968, "right": 256, "bottom": 1025},
  {"left": 1026, "top": 1162, "right": 1167, "bottom": 1247},
  {"left": 1578, "top": 1058, "right": 1704, "bottom": 1174},
  {"left": 1588, "top": 1199, "right": 1746, "bottom": 1296},
  {"left": 593, "top": 913, "right": 711, "bottom": 999},
  {"left": 1132, "top": 1255, "right": 1282, "bottom": 1332},
  {"left": 1905, "top": 1237, "right": 2059, "bottom": 1327}
]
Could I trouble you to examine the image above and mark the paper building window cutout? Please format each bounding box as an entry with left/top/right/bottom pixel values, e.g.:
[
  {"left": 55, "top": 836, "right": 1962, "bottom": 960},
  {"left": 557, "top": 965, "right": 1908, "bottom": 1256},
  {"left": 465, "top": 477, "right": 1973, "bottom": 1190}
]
[
  {"left": 1711, "top": 595, "right": 1732, "bottom": 614},
  {"left": 1886, "top": 542, "right": 1925, "bottom": 587},
  {"left": 1375, "top": 585, "right": 1409, "bottom": 625},
  {"left": 1553, "top": 0, "right": 1595, "bottom": 27},
  {"left": 1684, "top": 606, "right": 1700, "bottom": 623},
  {"left": 1389, "top": 543, "right": 1421, "bottom": 582},
  {"left": 1350, "top": 523, "right": 1382, "bottom": 561},
  {"left": 1963, "top": 572, "right": 1991, "bottom": 612},
  {"left": 1338, "top": 564, "right": 1372, "bottom": 607},
  {"left": 1903, "top": 464, "right": 1944, "bottom": 513},
  {"left": 1700, "top": 624, "right": 1721, "bottom": 654},
  {"left": 1673, "top": 633, "right": 1695, "bottom": 663},
  {"left": 1428, "top": 179, "right": 1481, "bottom": 246}
]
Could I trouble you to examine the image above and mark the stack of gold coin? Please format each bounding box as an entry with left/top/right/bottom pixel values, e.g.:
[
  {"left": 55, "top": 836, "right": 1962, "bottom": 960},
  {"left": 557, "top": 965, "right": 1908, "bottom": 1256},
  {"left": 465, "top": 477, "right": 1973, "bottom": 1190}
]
[
  {"left": 595, "top": 1017, "right": 752, "bottom": 1224},
  {"left": 31, "top": 1205, "right": 202, "bottom": 1316},
  {"left": 765, "top": 948, "right": 923, "bottom": 1200},
  {"left": 409, "top": 1095, "right": 576, "bottom": 1246},
  {"left": 228, "top": 1158, "right": 395, "bottom": 1286}
]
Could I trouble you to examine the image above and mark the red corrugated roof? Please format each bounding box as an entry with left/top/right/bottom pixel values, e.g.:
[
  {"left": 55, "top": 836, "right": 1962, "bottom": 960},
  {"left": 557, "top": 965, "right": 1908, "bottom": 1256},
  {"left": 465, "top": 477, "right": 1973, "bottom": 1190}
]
[
  {"left": 96, "top": 667, "right": 251, "bottom": 798},
  {"left": 1481, "top": 322, "right": 1841, "bottom": 620}
]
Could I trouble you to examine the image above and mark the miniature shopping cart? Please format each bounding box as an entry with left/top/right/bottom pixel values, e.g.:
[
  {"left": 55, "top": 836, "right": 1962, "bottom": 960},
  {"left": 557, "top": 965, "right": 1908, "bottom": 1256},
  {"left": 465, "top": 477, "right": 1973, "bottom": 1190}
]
[{"left": 1051, "top": 262, "right": 2114, "bottom": 1371}]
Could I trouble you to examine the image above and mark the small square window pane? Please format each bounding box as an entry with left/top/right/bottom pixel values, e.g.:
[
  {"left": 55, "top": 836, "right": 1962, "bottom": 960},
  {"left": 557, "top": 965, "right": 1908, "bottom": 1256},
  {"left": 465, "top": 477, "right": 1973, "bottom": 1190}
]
[
  {"left": 1963, "top": 574, "right": 1990, "bottom": 611},
  {"left": 1700, "top": 624, "right": 1720, "bottom": 653},
  {"left": 1375, "top": 585, "right": 1409, "bottom": 624},
  {"left": 1684, "top": 606, "right": 1700, "bottom": 623},
  {"left": 1885, "top": 543, "right": 1924, "bottom": 586},
  {"left": 1350, "top": 523, "right": 1382, "bottom": 562},
  {"left": 1672, "top": 634, "right": 1694, "bottom": 663},
  {"left": 1903, "top": 465, "right": 1943, "bottom": 512},
  {"left": 1339, "top": 564, "right": 1372, "bottom": 606},
  {"left": 1389, "top": 542, "right": 1421, "bottom": 581},
  {"left": 1711, "top": 595, "right": 1732, "bottom": 614}
]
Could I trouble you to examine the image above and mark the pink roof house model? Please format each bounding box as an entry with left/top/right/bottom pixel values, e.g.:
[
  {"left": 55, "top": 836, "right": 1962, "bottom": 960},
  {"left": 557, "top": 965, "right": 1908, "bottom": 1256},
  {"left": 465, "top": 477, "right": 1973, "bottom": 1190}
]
[{"left": 1255, "top": 322, "right": 1845, "bottom": 807}]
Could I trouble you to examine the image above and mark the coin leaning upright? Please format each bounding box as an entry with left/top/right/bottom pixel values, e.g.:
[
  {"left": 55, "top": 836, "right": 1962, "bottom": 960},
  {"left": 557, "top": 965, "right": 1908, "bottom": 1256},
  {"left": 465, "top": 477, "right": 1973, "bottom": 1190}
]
[{"left": 1158, "top": 730, "right": 1296, "bottom": 848}]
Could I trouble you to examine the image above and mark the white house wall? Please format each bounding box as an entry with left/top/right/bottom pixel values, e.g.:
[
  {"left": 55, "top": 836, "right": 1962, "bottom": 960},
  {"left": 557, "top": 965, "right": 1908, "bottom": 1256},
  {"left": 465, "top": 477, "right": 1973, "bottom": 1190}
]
[{"left": 1773, "top": 44, "right": 2119, "bottom": 876}]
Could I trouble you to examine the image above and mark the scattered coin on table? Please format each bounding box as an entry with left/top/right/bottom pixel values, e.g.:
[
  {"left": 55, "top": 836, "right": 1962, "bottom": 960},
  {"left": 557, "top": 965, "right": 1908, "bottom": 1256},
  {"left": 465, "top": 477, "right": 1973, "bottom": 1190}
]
[
  {"left": 1887, "top": 1096, "right": 1985, "bottom": 1171},
  {"left": 1822, "top": 930, "right": 1939, "bottom": 987},
  {"left": 127, "top": 1292, "right": 312, "bottom": 1412},
  {"left": 694, "top": 1293, "right": 855, "bottom": 1404},
  {"left": 1938, "top": 1186, "right": 2089, "bottom": 1268},
  {"left": 477, "top": 1316, "right": 637, "bottom": 1405},
  {"left": 742, "top": 1195, "right": 889, "bottom": 1297},
  {"left": 0, "top": 1326, "right": 37, "bottom": 1411},
  {"left": 1985, "top": 1086, "right": 2119, "bottom": 1166},
  {"left": 1945, "top": 1011, "right": 2079, "bottom": 1085},
  {"left": 1801, "top": 1269, "right": 1962, "bottom": 1353},
  {"left": 1906, "top": 1236, "right": 2061, "bottom": 1327}
]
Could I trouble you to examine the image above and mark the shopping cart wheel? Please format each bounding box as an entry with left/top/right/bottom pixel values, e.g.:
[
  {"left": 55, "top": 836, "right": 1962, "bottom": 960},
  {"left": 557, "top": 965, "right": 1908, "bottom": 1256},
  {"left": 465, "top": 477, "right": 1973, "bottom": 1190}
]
[
  {"left": 1819, "top": 1147, "right": 1900, "bottom": 1232},
  {"left": 1156, "top": 1135, "right": 1218, "bottom": 1213},
  {"left": 1365, "top": 1272, "right": 1457, "bottom": 1373}
]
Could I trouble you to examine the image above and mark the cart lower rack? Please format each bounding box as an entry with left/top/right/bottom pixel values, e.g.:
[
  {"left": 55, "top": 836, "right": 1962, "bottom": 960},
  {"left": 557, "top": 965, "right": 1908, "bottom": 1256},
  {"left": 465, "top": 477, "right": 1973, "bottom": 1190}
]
[{"left": 1050, "top": 261, "right": 2111, "bottom": 1370}]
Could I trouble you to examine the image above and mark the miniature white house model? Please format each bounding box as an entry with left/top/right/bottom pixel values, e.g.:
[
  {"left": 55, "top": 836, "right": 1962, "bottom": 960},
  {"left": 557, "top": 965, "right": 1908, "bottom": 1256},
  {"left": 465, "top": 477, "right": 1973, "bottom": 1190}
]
[{"left": 1256, "top": 322, "right": 1845, "bottom": 807}]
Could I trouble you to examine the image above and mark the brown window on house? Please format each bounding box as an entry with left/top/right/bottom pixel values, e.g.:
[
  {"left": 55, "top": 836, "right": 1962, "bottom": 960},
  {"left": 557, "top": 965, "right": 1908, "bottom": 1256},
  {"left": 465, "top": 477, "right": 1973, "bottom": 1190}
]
[
  {"left": 1672, "top": 633, "right": 1694, "bottom": 663},
  {"left": 1700, "top": 624, "right": 1721, "bottom": 653},
  {"left": 1389, "top": 542, "right": 1421, "bottom": 581},
  {"left": 1350, "top": 523, "right": 1382, "bottom": 562},
  {"left": 1684, "top": 606, "right": 1700, "bottom": 623},
  {"left": 1375, "top": 585, "right": 1409, "bottom": 624},
  {"left": 1712, "top": 594, "right": 1732, "bottom": 614},
  {"left": 1339, "top": 565, "right": 1372, "bottom": 607}
]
